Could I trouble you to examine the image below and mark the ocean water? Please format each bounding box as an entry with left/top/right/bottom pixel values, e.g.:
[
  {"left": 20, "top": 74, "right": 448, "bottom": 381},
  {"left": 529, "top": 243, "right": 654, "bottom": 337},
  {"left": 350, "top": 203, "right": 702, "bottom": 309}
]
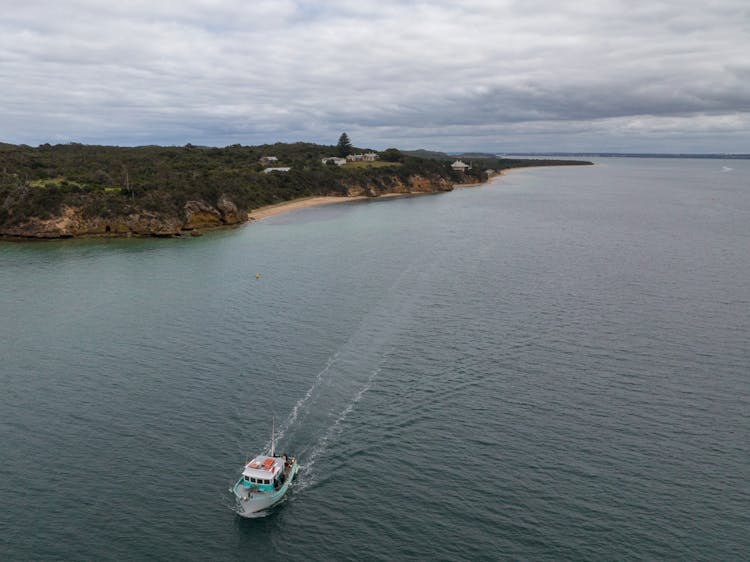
[{"left": 1, "top": 158, "right": 748, "bottom": 560}]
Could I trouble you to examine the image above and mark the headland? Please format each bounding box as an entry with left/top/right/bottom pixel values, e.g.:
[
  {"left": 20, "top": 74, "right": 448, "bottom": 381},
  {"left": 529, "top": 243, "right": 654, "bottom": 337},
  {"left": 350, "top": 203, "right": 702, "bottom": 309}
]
[{"left": 0, "top": 142, "right": 591, "bottom": 239}]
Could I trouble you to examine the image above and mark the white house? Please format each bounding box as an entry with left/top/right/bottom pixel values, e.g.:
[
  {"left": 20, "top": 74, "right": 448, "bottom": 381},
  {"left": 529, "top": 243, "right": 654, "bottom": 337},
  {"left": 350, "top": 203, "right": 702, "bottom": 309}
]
[
  {"left": 263, "top": 167, "right": 291, "bottom": 174},
  {"left": 259, "top": 156, "right": 279, "bottom": 164},
  {"left": 346, "top": 153, "right": 379, "bottom": 162},
  {"left": 451, "top": 160, "right": 470, "bottom": 172}
]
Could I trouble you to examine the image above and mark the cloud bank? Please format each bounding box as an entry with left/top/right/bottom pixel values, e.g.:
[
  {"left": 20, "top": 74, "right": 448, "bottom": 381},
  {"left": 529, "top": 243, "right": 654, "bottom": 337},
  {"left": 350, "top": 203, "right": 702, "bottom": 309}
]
[{"left": 1, "top": 0, "right": 749, "bottom": 151}]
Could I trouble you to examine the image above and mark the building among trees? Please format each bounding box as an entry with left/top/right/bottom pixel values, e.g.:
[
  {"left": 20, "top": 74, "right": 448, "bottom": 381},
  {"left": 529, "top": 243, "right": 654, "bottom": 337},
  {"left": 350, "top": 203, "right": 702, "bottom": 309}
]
[
  {"left": 322, "top": 157, "right": 347, "bottom": 166},
  {"left": 451, "top": 160, "right": 470, "bottom": 172}
]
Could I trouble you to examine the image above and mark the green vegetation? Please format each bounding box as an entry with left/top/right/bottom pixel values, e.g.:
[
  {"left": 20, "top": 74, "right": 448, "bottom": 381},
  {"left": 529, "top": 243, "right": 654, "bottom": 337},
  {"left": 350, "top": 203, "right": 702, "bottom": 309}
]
[
  {"left": 0, "top": 140, "right": 591, "bottom": 230},
  {"left": 343, "top": 161, "right": 401, "bottom": 169},
  {"left": 336, "top": 133, "right": 353, "bottom": 157},
  {"left": 0, "top": 141, "right": 439, "bottom": 227},
  {"left": 380, "top": 148, "right": 404, "bottom": 163},
  {"left": 28, "top": 177, "right": 86, "bottom": 189}
]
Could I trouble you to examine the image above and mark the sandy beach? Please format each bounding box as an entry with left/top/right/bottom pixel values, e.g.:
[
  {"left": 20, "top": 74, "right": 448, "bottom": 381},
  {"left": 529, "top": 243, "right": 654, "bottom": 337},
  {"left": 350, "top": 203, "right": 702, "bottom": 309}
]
[
  {"left": 248, "top": 193, "right": 417, "bottom": 221},
  {"left": 248, "top": 196, "right": 370, "bottom": 220},
  {"left": 247, "top": 165, "right": 583, "bottom": 221}
]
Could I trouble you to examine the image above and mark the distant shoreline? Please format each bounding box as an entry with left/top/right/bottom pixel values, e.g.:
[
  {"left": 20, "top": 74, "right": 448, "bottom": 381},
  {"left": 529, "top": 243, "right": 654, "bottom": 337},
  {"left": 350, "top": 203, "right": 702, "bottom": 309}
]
[
  {"left": 248, "top": 196, "right": 367, "bottom": 221},
  {"left": 248, "top": 192, "right": 432, "bottom": 221},
  {"left": 0, "top": 164, "right": 593, "bottom": 239},
  {"left": 453, "top": 162, "right": 591, "bottom": 189},
  {"left": 247, "top": 163, "right": 591, "bottom": 221},
  {"left": 504, "top": 152, "right": 750, "bottom": 159},
  {"left": 0, "top": 144, "right": 591, "bottom": 240}
]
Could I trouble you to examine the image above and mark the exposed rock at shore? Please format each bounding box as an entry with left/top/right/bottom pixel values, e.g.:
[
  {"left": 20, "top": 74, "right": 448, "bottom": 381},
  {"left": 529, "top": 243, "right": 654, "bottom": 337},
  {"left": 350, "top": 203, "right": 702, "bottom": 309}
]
[
  {"left": 2, "top": 205, "right": 186, "bottom": 238},
  {"left": 1, "top": 177, "right": 449, "bottom": 239},
  {"left": 2, "top": 195, "right": 247, "bottom": 239},
  {"left": 217, "top": 194, "right": 247, "bottom": 225},
  {"left": 183, "top": 200, "right": 222, "bottom": 229},
  {"left": 340, "top": 174, "right": 453, "bottom": 197},
  {"left": 183, "top": 195, "right": 247, "bottom": 230}
]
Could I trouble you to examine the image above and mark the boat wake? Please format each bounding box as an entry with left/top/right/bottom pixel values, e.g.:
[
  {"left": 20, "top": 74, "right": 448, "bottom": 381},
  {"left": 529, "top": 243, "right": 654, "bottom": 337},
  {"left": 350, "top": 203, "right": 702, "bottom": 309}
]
[
  {"left": 262, "top": 352, "right": 340, "bottom": 452},
  {"left": 294, "top": 364, "right": 383, "bottom": 493},
  {"left": 260, "top": 239, "right": 448, "bottom": 501},
  {"left": 231, "top": 504, "right": 272, "bottom": 519}
]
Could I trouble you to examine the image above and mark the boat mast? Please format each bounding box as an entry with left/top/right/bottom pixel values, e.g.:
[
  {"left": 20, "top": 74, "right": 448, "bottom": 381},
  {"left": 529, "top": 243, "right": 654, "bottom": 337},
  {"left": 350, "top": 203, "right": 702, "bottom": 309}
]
[{"left": 271, "top": 416, "right": 275, "bottom": 457}]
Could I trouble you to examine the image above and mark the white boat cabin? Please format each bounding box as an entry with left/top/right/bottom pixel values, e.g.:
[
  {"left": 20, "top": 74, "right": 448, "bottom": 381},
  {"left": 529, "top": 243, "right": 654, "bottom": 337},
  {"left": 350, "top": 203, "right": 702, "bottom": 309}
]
[{"left": 241, "top": 455, "right": 287, "bottom": 492}]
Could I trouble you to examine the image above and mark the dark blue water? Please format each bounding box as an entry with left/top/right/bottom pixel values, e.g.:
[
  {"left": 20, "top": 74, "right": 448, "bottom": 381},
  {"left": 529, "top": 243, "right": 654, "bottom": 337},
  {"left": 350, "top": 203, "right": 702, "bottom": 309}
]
[{"left": 1, "top": 158, "right": 748, "bottom": 560}]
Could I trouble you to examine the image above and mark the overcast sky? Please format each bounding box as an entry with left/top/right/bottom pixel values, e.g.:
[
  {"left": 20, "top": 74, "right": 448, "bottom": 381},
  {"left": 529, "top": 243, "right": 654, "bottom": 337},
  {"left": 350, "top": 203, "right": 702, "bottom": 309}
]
[{"left": 2, "top": 0, "right": 749, "bottom": 152}]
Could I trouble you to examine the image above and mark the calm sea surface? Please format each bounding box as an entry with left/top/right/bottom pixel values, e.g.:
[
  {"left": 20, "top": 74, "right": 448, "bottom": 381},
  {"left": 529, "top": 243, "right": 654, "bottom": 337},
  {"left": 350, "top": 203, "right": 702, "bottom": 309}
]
[{"left": 1, "top": 158, "right": 748, "bottom": 560}]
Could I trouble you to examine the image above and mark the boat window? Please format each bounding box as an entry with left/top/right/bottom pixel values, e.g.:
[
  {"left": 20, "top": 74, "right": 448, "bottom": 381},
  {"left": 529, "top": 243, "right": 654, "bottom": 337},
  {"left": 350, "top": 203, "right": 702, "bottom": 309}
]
[
  {"left": 264, "top": 479, "right": 270, "bottom": 485},
  {"left": 250, "top": 477, "right": 256, "bottom": 483},
  {"left": 244, "top": 476, "right": 249, "bottom": 482}
]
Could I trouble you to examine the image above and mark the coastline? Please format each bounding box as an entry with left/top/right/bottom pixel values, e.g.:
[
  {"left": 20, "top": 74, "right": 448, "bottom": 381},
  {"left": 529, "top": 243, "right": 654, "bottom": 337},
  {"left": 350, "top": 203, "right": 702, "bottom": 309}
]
[
  {"left": 453, "top": 168, "right": 533, "bottom": 189},
  {"left": 237, "top": 163, "right": 591, "bottom": 222},
  {"left": 248, "top": 196, "right": 369, "bottom": 221},
  {"left": 247, "top": 193, "right": 417, "bottom": 221},
  {"left": 1, "top": 162, "right": 592, "bottom": 239},
  {"left": 244, "top": 163, "right": 597, "bottom": 221},
  {"left": 451, "top": 168, "right": 529, "bottom": 189}
]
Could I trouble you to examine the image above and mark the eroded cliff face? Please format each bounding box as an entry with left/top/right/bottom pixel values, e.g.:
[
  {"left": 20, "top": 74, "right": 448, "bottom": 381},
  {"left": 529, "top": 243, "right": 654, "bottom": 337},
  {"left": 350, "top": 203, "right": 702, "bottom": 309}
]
[
  {"left": 1, "top": 194, "right": 248, "bottom": 239},
  {"left": 339, "top": 174, "right": 453, "bottom": 197},
  {"left": 1, "top": 176, "right": 454, "bottom": 239}
]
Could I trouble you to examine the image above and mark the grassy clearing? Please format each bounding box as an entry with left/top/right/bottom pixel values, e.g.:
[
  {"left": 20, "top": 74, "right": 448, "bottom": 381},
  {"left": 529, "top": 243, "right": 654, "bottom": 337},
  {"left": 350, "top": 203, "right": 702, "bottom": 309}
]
[
  {"left": 28, "top": 177, "right": 85, "bottom": 188},
  {"left": 27, "top": 178, "right": 123, "bottom": 193}
]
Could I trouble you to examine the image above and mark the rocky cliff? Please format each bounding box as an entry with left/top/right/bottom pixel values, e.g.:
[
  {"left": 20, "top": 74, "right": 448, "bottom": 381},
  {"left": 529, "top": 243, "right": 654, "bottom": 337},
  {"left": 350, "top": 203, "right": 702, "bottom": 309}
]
[
  {"left": 1, "top": 176, "right": 453, "bottom": 239},
  {"left": 1, "top": 194, "right": 247, "bottom": 239},
  {"left": 339, "top": 174, "right": 454, "bottom": 197}
]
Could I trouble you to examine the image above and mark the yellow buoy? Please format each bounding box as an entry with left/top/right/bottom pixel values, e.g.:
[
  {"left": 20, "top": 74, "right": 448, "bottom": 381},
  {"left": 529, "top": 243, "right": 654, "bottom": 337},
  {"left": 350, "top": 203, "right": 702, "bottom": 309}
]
[{"left": 256, "top": 273, "right": 260, "bottom": 279}]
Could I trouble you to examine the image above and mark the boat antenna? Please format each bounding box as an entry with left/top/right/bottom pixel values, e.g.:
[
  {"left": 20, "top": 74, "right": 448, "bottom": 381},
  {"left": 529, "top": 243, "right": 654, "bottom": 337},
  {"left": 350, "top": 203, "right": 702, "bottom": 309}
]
[{"left": 271, "top": 416, "right": 275, "bottom": 458}]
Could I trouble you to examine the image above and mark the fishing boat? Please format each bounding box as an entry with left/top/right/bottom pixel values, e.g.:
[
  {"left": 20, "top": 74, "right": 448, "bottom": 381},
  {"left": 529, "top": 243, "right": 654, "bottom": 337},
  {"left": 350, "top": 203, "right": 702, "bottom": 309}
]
[{"left": 232, "top": 421, "right": 298, "bottom": 517}]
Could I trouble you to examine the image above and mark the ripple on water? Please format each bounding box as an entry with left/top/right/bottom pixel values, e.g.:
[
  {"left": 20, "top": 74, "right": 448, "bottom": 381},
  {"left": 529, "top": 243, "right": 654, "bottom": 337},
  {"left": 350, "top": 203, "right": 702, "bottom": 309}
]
[{"left": 1, "top": 158, "right": 749, "bottom": 560}]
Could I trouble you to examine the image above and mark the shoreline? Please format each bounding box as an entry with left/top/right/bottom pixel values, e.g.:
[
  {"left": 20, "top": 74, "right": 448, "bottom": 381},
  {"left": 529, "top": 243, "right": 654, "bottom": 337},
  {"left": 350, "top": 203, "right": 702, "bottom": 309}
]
[
  {"left": 1, "top": 163, "right": 593, "bottom": 240},
  {"left": 452, "top": 167, "right": 541, "bottom": 189},
  {"left": 247, "top": 163, "right": 598, "bottom": 221},
  {"left": 248, "top": 196, "right": 369, "bottom": 221},
  {"left": 247, "top": 193, "right": 418, "bottom": 221},
  {"left": 246, "top": 172, "right": 538, "bottom": 221}
]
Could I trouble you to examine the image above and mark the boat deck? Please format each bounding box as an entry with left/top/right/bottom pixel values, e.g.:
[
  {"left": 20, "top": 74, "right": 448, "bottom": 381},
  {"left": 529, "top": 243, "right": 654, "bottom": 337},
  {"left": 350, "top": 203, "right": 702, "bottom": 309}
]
[{"left": 234, "top": 457, "right": 297, "bottom": 501}]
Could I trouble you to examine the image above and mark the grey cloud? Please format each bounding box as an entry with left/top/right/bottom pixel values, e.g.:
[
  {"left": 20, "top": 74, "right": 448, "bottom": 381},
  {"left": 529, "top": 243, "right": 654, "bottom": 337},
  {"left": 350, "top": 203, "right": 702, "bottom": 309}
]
[{"left": 1, "top": 0, "right": 748, "bottom": 151}]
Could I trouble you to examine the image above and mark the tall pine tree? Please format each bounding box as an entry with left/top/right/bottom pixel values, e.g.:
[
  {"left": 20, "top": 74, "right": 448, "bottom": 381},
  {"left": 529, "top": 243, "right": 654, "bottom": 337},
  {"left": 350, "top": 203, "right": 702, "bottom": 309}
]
[{"left": 336, "top": 132, "right": 353, "bottom": 157}]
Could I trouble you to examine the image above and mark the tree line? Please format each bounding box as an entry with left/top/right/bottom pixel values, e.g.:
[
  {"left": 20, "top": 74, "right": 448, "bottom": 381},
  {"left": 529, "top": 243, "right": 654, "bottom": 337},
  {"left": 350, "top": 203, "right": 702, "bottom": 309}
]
[
  {"left": 0, "top": 141, "right": 450, "bottom": 225},
  {"left": 0, "top": 139, "right": 589, "bottom": 227}
]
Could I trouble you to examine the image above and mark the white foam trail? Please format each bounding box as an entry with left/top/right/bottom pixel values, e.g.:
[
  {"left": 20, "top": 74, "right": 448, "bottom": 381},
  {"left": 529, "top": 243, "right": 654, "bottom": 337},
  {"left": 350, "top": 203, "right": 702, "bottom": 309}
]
[
  {"left": 295, "top": 366, "right": 381, "bottom": 492},
  {"left": 275, "top": 243, "right": 440, "bottom": 486},
  {"left": 275, "top": 243, "right": 433, "bottom": 449},
  {"left": 281, "top": 352, "right": 339, "bottom": 434},
  {"left": 263, "top": 352, "right": 340, "bottom": 452}
]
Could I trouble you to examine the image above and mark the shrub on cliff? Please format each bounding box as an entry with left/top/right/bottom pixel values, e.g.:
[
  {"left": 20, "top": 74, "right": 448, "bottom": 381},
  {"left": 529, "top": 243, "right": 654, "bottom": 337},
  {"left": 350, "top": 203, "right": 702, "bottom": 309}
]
[
  {"left": 380, "top": 148, "right": 404, "bottom": 162},
  {"left": 0, "top": 184, "right": 66, "bottom": 224}
]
